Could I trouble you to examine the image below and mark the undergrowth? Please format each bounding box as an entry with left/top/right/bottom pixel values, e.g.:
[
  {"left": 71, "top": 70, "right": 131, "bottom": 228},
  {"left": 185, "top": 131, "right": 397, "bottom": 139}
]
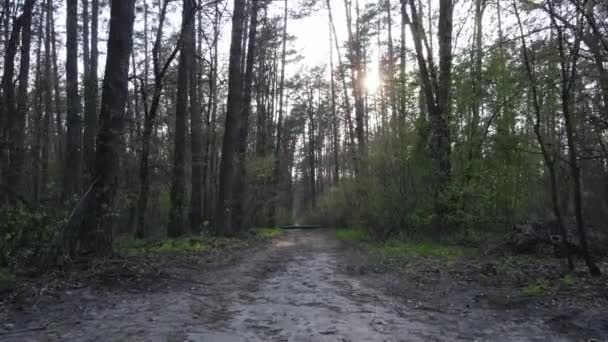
[
  {"left": 334, "top": 227, "right": 370, "bottom": 242},
  {"left": 521, "top": 275, "right": 577, "bottom": 297},
  {"left": 335, "top": 227, "right": 476, "bottom": 264},
  {"left": 115, "top": 228, "right": 281, "bottom": 256},
  {"left": 115, "top": 236, "right": 212, "bottom": 256},
  {"left": 256, "top": 227, "right": 282, "bottom": 239},
  {"left": 376, "top": 241, "right": 476, "bottom": 263}
]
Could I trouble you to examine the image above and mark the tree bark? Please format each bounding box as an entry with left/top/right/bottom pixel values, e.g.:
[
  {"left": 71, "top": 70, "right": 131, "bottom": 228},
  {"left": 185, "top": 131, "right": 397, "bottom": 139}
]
[
  {"left": 203, "top": 0, "right": 221, "bottom": 222},
  {"left": 50, "top": 0, "right": 64, "bottom": 176},
  {"left": 189, "top": 2, "right": 203, "bottom": 233},
  {"left": 63, "top": 0, "right": 83, "bottom": 201},
  {"left": 344, "top": 0, "right": 366, "bottom": 165},
  {"left": 215, "top": 0, "right": 246, "bottom": 235},
  {"left": 168, "top": 0, "right": 194, "bottom": 238},
  {"left": 385, "top": 0, "right": 397, "bottom": 122},
  {"left": 329, "top": 18, "right": 340, "bottom": 184},
  {"left": 233, "top": 0, "right": 260, "bottom": 231},
  {"left": 83, "top": 0, "right": 99, "bottom": 183},
  {"left": 32, "top": 6, "right": 46, "bottom": 204},
  {"left": 327, "top": 0, "right": 356, "bottom": 168},
  {"left": 270, "top": 0, "right": 288, "bottom": 225},
  {"left": 1, "top": 0, "right": 36, "bottom": 206},
  {"left": 42, "top": 0, "right": 55, "bottom": 201}
]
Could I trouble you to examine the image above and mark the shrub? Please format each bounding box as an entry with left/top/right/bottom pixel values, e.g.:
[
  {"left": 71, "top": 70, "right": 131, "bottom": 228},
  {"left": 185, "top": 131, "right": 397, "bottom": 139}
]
[{"left": 0, "top": 207, "right": 61, "bottom": 270}]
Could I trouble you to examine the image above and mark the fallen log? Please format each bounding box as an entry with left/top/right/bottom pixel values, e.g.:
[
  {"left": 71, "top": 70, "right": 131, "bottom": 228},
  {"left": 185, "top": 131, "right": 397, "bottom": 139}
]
[{"left": 277, "top": 225, "right": 321, "bottom": 230}]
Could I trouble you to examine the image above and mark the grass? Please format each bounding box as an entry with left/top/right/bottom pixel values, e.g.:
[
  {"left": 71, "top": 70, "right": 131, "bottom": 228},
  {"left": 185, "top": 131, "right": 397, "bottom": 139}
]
[
  {"left": 115, "top": 228, "right": 282, "bottom": 256},
  {"left": 521, "top": 275, "right": 577, "bottom": 297},
  {"left": 255, "top": 227, "right": 282, "bottom": 239},
  {"left": 334, "top": 227, "right": 370, "bottom": 242},
  {"left": 376, "top": 241, "right": 476, "bottom": 263},
  {"left": 116, "top": 236, "right": 211, "bottom": 256},
  {"left": 521, "top": 278, "right": 557, "bottom": 297},
  {"left": 335, "top": 227, "right": 475, "bottom": 264}
]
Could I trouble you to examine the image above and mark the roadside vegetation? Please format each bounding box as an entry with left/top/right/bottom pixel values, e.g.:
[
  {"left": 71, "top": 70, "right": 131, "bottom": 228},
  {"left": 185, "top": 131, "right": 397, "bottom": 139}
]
[{"left": 335, "top": 226, "right": 607, "bottom": 309}]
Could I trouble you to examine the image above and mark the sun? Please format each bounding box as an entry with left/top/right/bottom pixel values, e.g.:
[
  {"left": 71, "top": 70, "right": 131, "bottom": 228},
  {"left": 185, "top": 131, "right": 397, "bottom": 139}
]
[{"left": 363, "top": 71, "right": 382, "bottom": 93}]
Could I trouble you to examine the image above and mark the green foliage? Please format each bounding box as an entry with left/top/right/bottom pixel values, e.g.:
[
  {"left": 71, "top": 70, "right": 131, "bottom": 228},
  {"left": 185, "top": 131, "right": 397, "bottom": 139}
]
[
  {"left": 116, "top": 236, "right": 210, "bottom": 256},
  {"left": 0, "top": 207, "right": 61, "bottom": 269},
  {"left": 521, "top": 275, "right": 580, "bottom": 297},
  {"left": 443, "top": 177, "right": 496, "bottom": 236},
  {"left": 521, "top": 278, "right": 557, "bottom": 297},
  {"left": 255, "top": 227, "right": 282, "bottom": 239},
  {"left": 376, "top": 241, "right": 476, "bottom": 263},
  {"left": 244, "top": 155, "right": 276, "bottom": 228},
  {"left": 312, "top": 180, "right": 359, "bottom": 228},
  {"left": 334, "top": 227, "right": 370, "bottom": 242},
  {"left": 312, "top": 132, "right": 436, "bottom": 240}
]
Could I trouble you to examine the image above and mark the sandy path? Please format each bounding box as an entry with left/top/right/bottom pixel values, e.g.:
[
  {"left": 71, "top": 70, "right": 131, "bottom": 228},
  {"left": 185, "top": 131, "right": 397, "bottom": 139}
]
[{"left": 2, "top": 230, "right": 574, "bottom": 341}]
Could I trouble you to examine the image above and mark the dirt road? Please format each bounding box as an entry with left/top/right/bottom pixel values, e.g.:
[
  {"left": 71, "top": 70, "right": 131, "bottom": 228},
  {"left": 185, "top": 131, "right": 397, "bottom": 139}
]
[{"left": 1, "top": 230, "right": 589, "bottom": 341}]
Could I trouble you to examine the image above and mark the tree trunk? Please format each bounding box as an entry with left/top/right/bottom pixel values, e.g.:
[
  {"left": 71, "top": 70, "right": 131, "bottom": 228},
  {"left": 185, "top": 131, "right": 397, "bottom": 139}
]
[
  {"left": 233, "top": 0, "right": 260, "bottom": 231},
  {"left": 83, "top": 0, "right": 99, "bottom": 183},
  {"left": 344, "top": 0, "right": 366, "bottom": 164},
  {"left": 399, "top": 0, "right": 407, "bottom": 119},
  {"left": 215, "top": 0, "right": 246, "bottom": 236},
  {"left": 50, "top": 0, "right": 64, "bottom": 177},
  {"left": 42, "top": 0, "right": 54, "bottom": 202},
  {"left": 63, "top": 0, "right": 83, "bottom": 201},
  {"left": 329, "top": 18, "right": 340, "bottom": 184},
  {"left": 1, "top": 0, "right": 36, "bottom": 206},
  {"left": 168, "top": 0, "right": 194, "bottom": 238},
  {"left": 189, "top": 4, "right": 203, "bottom": 233},
  {"left": 327, "top": 0, "right": 356, "bottom": 168},
  {"left": 307, "top": 84, "right": 316, "bottom": 208},
  {"left": 270, "top": 0, "right": 288, "bottom": 225},
  {"left": 385, "top": 0, "right": 397, "bottom": 122},
  {"left": 63, "top": 0, "right": 136, "bottom": 257},
  {"left": 466, "top": 0, "right": 485, "bottom": 177},
  {"left": 32, "top": 7, "right": 45, "bottom": 205},
  {"left": 203, "top": 0, "right": 220, "bottom": 222},
  {"left": 9, "top": 0, "right": 36, "bottom": 202}
]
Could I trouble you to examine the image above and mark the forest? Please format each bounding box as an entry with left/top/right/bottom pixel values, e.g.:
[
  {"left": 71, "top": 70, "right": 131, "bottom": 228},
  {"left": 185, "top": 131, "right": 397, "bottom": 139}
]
[{"left": 0, "top": 0, "right": 607, "bottom": 340}]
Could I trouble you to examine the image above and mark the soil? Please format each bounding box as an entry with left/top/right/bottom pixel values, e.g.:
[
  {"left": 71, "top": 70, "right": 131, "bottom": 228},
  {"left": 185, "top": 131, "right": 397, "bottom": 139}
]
[{"left": 1, "top": 229, "right": 607, "bottom": 341}]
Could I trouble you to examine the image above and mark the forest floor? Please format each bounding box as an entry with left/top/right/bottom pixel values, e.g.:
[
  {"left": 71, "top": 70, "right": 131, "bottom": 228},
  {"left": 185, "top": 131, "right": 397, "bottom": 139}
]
[{"left": 1, "top": 229, "right": 607, "bottom": 341}]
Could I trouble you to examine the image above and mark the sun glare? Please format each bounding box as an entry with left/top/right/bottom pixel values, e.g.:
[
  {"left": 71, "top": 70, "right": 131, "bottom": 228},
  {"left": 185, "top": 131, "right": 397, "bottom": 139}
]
[{"left": 364, "top": 72, "right": 381, "bottom": 93}]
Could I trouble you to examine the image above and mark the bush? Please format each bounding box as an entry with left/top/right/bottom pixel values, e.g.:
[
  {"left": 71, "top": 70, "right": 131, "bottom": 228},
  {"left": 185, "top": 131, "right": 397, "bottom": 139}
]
[{"left": 0, "top": 207, "right": 61, "bottom": 270}]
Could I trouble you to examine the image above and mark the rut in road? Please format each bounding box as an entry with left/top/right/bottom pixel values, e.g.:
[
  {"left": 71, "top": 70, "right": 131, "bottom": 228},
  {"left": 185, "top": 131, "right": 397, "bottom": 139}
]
[{"left": 4, "top": 229, "right": 573, "bottom": 342}]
